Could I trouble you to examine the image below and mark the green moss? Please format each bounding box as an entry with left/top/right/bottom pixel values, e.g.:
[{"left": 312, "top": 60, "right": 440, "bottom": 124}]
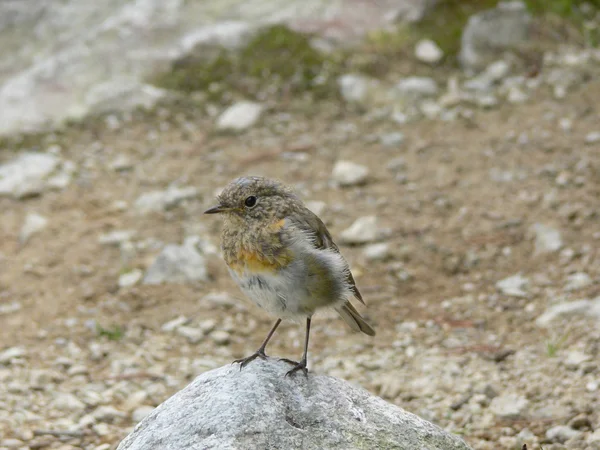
[{"left": 152, "top": 25, "right": 343, "bottom": 102}]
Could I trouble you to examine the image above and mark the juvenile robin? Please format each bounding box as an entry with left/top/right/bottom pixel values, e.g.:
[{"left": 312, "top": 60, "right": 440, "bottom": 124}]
[{"left": 204, "top": 176, "right": 375, "bottom": 377}]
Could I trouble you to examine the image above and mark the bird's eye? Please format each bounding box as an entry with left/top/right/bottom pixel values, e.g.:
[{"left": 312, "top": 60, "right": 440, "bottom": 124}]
[{"left": 244, "top": 196, "right": 257, "bottom": 208}]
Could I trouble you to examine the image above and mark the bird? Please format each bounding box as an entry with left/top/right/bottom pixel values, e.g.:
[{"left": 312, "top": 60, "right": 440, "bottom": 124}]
[{"left": 204, "top": 176, "right": 375, "bottom": 376}]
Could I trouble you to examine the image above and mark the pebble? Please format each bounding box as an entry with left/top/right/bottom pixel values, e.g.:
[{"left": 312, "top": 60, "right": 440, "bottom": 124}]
[
  {"left": 362, "top": 243, "right": 390, "bottom": 261},
  {"left": 135, "top": 186, "right": 198, "bottom": 214},
  {"left": 395, "top": 77, "right": 438, "bottom": 98},
  {"left": 564, "top": 272, "right": 592, "bottom": 291},
  {"left": 379, "top": 132, "right": 405, "bottom": 147},
  {"left": 51, "top": 393, "right": 86, "bottom": 412},
  {"left": 202, "top": 292, "right": 237, "bottom": 308},
  {"left": 546, "top": 425, "right": 582, "bottom": 443},
  {"left": 306, "top": 200, "right": 327, "bottom": 216},
  {"left": 92, "top": 405, "right": 126, "bottom": 422},
  {"left": 19, "top": 213, "right": 48, "bottom": 245},
  {"left": 211, "top": 330, "right": 231, "bottom": 346},
  {"left": 584, "top": 131, "right": 600, "bottom": 144},
  {"left": 123, "top": 391, "right": 149, "bottom": 412},
  {"left": 143, "top": 239, "right": 208, "bottom": 284},
  {"left": 564, "top": 350, "right": 590, "bottom": 370},
  {"left": 132, "top": 405, "right": 155, "bottom": 423},
  {"left": 98, "top": 230, "right": 136, "bottom": 246},
  {"left": 216, "top": 101, "right": 263, "bottom": 131},
  {"left": 0, "top": 152, "right": 62, "bottom": 198},
  {"left": 161, "top": 316, "right": 189, "bottom": 332},
  {"left": 331, "top": 160, "right": 369, "bottom": 187},
  {"left": 1, "top": 439, "right": 24, "bottom": 448},
  {"left": 177, "top": 326, "right": 204, "bottom": 344},
  {"left": 118, "top": 269, "right": 143, "bottom": 288},
  {"left": 111, "top": 154, "right": 133, "bottom": 171},
  {"left": 489, "top": 393, "right": 528, "bottom": 418},
  {"left": 529, "top": 223, "right": 563, "bottom": 254},
  {"left": 199, "top": 319, "right": 217, "bottom": 334},
  {"left": 339, "top": 216, "right": 380, "bottom": 245},
  {"left": 337, "top": 73, "right": 380, "bottom": 105},
  {"left": 414, "top": 39, "right": 443, "bottom": 64},
  {"left": 536, "top": 298, "right": 600, "bottom": 327},
  {"left": 0, "top": 346, "right": 26, "bottom": 363},
  {"left": 496, "top": 274, "right": 529, "bottom": 297}
]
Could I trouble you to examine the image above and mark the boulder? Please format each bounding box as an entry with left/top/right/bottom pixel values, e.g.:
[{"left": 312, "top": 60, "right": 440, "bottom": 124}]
[{"left": 118, "top": 359, "right": 472, "bottom": 450}]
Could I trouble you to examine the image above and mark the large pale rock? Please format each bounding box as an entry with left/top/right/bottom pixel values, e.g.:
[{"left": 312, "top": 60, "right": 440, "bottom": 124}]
[
  {"left": 459, "top": 1, "right": 531, "bottom": 71},
  {"left": 0, "top": 0, "right": 437, "bottom": 136},
  {"left": 117, "top": 359, "right": 471, "bottom": 450},
  {"left": 143, "top": 237, "right": 208, "bottom": 284}
]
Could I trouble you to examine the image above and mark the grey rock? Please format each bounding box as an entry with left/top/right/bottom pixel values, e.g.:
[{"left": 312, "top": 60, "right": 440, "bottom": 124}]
[
  {"left": 563, "top": 350, "right": 590, "bottom": 370},
  {"left": 380, "top": 132, "right": 405, "bottom": 147},
  {"left": 459, "top": 1, "right": 531, "bottom": 70},
  {"left": 331, "top": 160, "right": 369, "bottom": 187},
  {"left": 394, "top": 76, "right": 438, "bottom": 98},
  {"left": 415, "top": 39, "right": 443, "bottom": 64},
  {"left": 98, "top": 230, "right": 137, "bottom": 247},
  {"left": 545, "top": 425, "right": 582, "bottom": 443},
  {"left": 51, "top": 393, "right": 86, "bottom": 412},
  {"left": 496, "top": 273, "right": 529, "bottom": 297},
  {"left": 530, "top": 223, "right": 563, "bottom": 255},
  {"left": 134, "top": 186, "right": 198, "bottom": 214},
  {"left": 363, "top": 243, "right": 390, "bottom": 261},
  {"left": 177, "top": 326, "right": 204, "bottom": 344},
  {"left": 464, "top": 60, "right": 511, "bottom": 91},
  {"left": 0, "top": 152, "right": 66, "bottom": 198},
  {"left": 19, "top": 213, "right": 48, "bottom": 245},
  {"left": 0, "top": 346, "right": 26, "bottom": 363},
  {"left": 585, "top": 131, "right": 600, "bottom": 144},
  {"left": 117, "top": 360, "right": 472, "bottom": 450},
  {"left": 143, "top": 238, "right": 208, "bottom": 284},
  {"left": 536, "top": 297, "right": 600, "bottom": 327},
  {"left": 339, "top": 216, "right": 380, "bottom": 244},
  {"left": 564, "top": 272, "right": 592, "bottom": 291},
  {"left": 132, "top": 406, "right": 155, "bottom": 423},
  {"left": 210, "top": 330, "right": 231, "bottom": 346},
  {"left": 1, "top": 0, "right": 426, "bottom": 135},
  {"left": 216, "top": 101, "right": 263, "bottom": 131},
  {"left": 489, "top": 393, "right": 528, "bottom": 418},
  {"left": 118, "top": 269, "right": 143, "bottom": 288},
  {"left": 337, "top": 74, "right": 384, "bottom": 106},
  {"left": 162, "top": 316, "right": 189, "bottom": 332}
]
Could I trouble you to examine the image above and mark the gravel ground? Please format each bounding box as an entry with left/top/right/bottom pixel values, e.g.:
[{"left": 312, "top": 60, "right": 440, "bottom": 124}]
[{"left": 1, "top": 43, "right": 600, "bottom": 450}]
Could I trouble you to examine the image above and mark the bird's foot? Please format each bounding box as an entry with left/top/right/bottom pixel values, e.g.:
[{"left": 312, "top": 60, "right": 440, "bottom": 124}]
[
  {"left": 282, "top": 358, "right": 308, "bottom": 377},
  {"left": 233, "top": 349, "right": 267, "bottom": 370}
]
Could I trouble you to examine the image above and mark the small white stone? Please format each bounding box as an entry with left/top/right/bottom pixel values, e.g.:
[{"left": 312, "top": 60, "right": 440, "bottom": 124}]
[
  {"left": 414, "top": 39, "right": 443, "bottom": 64},
  {"left": 496, "top": 274, "right": 529, "bottom": 297},
  {"left": 111, "top": 154, "right": 133, "bottom": 171},
  {"left": 98, "top": 230, "right": 136, "bottom": 246},
  {"left": 123, "top": 391, "right": 149, "bottom": 412},
  {"left": 92, "top": 405, "right": 126, "bottom": 422},
  {"left": 161, "top": 316, "right": 189, "bottom": 332},
  {"left": 216, "top": 101, "right": 263, "bottom": 131},
  {"left": 132, "top": 405, "right": 155, "bottom": 423},
  {"left": 564, "top": 350, "right": 590, "bottom": 369},
  {"left": 51, "top": 393, "right": 86, "bottom": 412},
  {"left": 489, "top": 393, "right": 528, "bottom": 418},
  {"left": 118, "top": 269, "right": 143, "bottom": 288},
  {"left": 331, "top": 161, "right": 369, "bottom": 187},
  {"left": 564, "top": 272, "right": 592, "bottom": 291},
  {"left": 586, "top": 381, "right": 598, "bottom": 392},
  {"left": 306, "top": 200, "right": 327, "bottom": 216},
  {"left": 507, "top": 86, "right": 528, "bottom": 103},
  {"left": 395, "top": 77, "right": 438, "bottom": 98},
  {"left": 19, "top": 213, "right": 48, "bottom": 244},
  {"left": 0, "top": 346, "right": 26, "bottom": 363},
  {"left": 340, "top": 216, "right": 380, "bottom": 245},
  {"left": 545, "top": 425, "right": 582, "bottom": 443},
  {"left": 211, "top": 330, "right": 231, "bottom": 346},
  {"left": 379, "top": 132, "right": 404, "bottom": 147},
  {"left": 529, "top": 223, "right": 563, "bottom": 254},
  {"left": 585, "top": 131, "right": 600, "bottom": 144},
  {"left": 362, "top": 243, "right": 390, "bottom": 261},
  {"left": 177, "top": 326, "right": 204, "bottom": 344}
]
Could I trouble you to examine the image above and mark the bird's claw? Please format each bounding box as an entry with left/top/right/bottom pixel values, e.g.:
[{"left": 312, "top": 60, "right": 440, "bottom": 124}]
[
  {"left": 284, "top": 358, "right": 308, "bottom": 377},
  {"left": 233, "top": 349, "right": 267, "bottom": 370}
]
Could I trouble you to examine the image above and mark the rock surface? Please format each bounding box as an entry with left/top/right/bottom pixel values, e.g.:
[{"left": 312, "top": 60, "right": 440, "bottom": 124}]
[{"left": 117, "top": 359, "right": 471, "bottom": 450}]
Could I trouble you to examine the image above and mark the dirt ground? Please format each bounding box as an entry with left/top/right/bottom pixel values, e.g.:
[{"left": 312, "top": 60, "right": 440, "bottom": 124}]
[{"left": 1, "top": 59, "right": 600, "bottom": 449}]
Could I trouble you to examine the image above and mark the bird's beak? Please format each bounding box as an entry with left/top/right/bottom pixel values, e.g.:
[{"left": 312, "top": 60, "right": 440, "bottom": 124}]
[{"left": 204, "top": 204, "right": 227, "bottom": 214}]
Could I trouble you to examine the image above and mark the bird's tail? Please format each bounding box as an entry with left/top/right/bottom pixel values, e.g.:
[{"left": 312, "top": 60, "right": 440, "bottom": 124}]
[{"left": 336, "top": 301, "right": 376, "bottom": 336}]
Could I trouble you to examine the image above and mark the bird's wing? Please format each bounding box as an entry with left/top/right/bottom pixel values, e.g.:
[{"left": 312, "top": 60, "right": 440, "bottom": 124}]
[{"left": 286, "top": 208, "right": 365, "bottom": 305}]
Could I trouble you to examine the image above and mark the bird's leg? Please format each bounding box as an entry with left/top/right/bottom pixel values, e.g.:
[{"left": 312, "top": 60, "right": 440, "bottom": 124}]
[
  {"left": 233, "top": 319, "right": 281, "bottom": 369},
  {"left": 283, "top": 318, "right": 311, "bottom": 377}
]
